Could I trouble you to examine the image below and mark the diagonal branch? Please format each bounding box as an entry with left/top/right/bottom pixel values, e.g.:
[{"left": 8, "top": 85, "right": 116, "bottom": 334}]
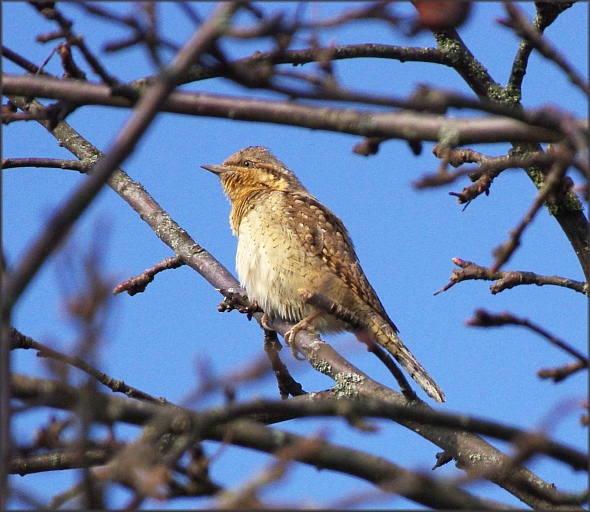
[
  {"left": 505, "top": 2, "right": 582, "bottom": 95},
  {"left": 430, "top": 21, "right": 590, "bottom": 283},
  {"left": 1, "top": 2, "right": 240, "bottom": 316},
  {"left": 9, "top": 327, "right": 164, "bottom": 403},
  {"left": 467, "top": 309, "right": 588, "bottom": 365},
  {"left": 491, "top": 155, "right": 571, "bottom": 272}
]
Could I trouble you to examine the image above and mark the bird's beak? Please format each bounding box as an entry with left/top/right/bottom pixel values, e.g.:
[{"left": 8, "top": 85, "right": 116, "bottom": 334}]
[{"left": 201, "top": 164, "right": 227, "bottom": 175}]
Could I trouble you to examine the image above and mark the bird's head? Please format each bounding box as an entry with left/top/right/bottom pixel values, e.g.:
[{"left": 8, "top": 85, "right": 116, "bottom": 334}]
[{"left": 202, "top": 146, "right": 306, "bottom": 203}]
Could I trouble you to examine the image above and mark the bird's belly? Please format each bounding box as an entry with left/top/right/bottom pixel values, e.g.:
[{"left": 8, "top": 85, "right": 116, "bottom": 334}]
[{"left": 236, "top": 213, "right": 349, "bottom": 333}]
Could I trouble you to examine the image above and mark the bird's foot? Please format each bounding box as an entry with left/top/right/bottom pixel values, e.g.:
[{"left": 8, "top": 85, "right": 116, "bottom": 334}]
[{"left": 284, "top": 313, "right": 321, "bottom": 361}]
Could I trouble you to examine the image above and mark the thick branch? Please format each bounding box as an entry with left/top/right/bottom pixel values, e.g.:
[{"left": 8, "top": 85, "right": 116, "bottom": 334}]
[
  {"left": 268, "top": 319, "right": 577, "bottom": 509},
  {"left": 10, "top": 374, "right": 509, "bottom": 510},
  {"left": 14, "top": 373, "right": 588, "bottom": 509},
  {"left": 2, "top": 74, "right": 573, "bottom": 145}
]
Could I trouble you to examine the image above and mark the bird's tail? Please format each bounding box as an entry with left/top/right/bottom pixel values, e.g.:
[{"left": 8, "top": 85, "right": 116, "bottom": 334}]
[{"left": 363, "top": 315, "right": 445, "bottom": 403}]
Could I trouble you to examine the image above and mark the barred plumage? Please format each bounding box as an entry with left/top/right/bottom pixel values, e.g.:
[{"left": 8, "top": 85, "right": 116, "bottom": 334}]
[{"left": 203, "top": 146, "right": 444, "bottom": 402}]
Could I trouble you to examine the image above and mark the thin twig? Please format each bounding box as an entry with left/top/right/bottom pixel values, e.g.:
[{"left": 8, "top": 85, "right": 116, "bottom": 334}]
[
  {"left": 506, "top": 2, "right": 574, "bottom": 94},
  {"left": 537, "top": 360, "right": 587, "bottom": 383},
  {"left": 263, "top": 330, "right": 307, "bottom": 399},
  {"left": 9, "top": 327, "right": 164, "bottom": 402},
  {"left": 2, "top": 46, "right": 50, "bottom": 75},
  {"left": 1, "top": 157, "right": 92, "bottom": 172},
  {"left": 33, "top": 3, "right": 118, "bottom": 85},
  {"left": 466, "top": 309, "right": 588, "bottom": 365},
  {"left": 502, "top": 3, "right": 588, "bottom": 95},
  {"left": 418, "top": 146, "right": 569, "bottom": 200},
  {"left": 491, "top": 156, "right": 570, "bottom": 272},
  {"left": 435, "top": 258, "right": 588, "bottom": 296},
  {"left": 113, "top": 255, "right": 184, "bottom": 296}
]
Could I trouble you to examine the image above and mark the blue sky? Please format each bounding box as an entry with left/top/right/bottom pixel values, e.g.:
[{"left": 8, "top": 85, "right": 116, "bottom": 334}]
[{"left": 3, "top": 2, "right": 588, "bottom": 509}]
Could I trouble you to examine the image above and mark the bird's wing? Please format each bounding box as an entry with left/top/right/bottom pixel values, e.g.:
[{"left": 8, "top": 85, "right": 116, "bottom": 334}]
[{"left": 285, "top": 192, "right": 399, "bottom": 333}]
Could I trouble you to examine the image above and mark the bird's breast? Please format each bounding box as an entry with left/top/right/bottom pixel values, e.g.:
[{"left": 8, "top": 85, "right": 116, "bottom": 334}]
[
  {"left": 233, "top": 192, "right": 360, "bottom": 334},
  {"left": 235, "top": 200, "right": 306, "bottom": 320}
]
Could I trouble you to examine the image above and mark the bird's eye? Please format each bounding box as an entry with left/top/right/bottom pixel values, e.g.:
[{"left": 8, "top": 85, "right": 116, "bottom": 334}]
[{"left": 242, "top": 160, "right": 251, "bottom": 168}]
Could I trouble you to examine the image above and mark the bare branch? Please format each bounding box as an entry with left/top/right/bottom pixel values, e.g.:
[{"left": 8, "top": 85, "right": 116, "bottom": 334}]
[
  {"left": 1, "top": 2, "right": 240, "bottom": 318},
  {"left": 2, "top": 45, "right": 50, "bottom": 74},
  {"left": 12, "top": 373, "right": 584, "bottom": 509},
  {"left": 431, "top": 24, "right": 590, "bottom": 282},
  {"left": 32, "top": 2, "right": 118, "bottom": 85},
  {"left": 501, "top": 3, "right": 588, "bottom": 95},
  {"left": 11, "top": 448, "right": 113, "bottom": 476},
  {"left": 1, "top": 157, "right": 92, "bottom": 172},
  {"left": 466, "top": 309, "right": 588, "bottom": 365},
  {"left": 263, "top": 330, "right": 307, "bottom": 399},
  {"left": 9, "top": 327, "right": 164, "bottom": 403},
  {"left": 418, "top": 145, "right": 576, "bottom": 201},
  {"left": 113, "top": 255, "right": 184, "bottom": 296},
  {"left": 538, "top": 360, "right": 587, "bottom": 383},
  {"left": 491, "top": 153, "right": 571, "bottom": 272},
  {"left": 3, "top": 74, "right": 574, "bottom": 145},
  {"left": 433, "top": 28, "right": 500, "bottom": 98},
  {"left": 435, "top": 257, "right": 588, "bottom": 296},
  {"left": 507, "top": 2, "right": 573, "bottom": 94},
  {"left": 298, "top": 2, "right": 401, "bottom": 29},
  {"left": 11, "top": 374, "right": 588, "bottom": 486}
]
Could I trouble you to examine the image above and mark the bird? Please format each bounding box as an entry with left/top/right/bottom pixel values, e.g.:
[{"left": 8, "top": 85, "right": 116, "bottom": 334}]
[{"left": 202, "top": 146, "right": 445, "bottom": 402}]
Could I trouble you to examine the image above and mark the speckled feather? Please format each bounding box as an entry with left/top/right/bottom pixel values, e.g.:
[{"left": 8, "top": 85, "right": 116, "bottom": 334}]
[
  {"left": 202, "top": 146, "right": 445, "bottom": 402},
  {"left": 283, "top": 191, "right": 399, "bottom": 333}
]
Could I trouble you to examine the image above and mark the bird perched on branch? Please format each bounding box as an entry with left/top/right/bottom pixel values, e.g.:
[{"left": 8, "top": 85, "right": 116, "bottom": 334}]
[{"left": 202, "top": 146, "right": 445, "bottom": 402}]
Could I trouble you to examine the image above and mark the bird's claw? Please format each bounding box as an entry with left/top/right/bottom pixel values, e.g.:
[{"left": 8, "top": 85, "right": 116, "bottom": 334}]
[{"left": 284, "top": 315, "right": 320, "bottom": 361}]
